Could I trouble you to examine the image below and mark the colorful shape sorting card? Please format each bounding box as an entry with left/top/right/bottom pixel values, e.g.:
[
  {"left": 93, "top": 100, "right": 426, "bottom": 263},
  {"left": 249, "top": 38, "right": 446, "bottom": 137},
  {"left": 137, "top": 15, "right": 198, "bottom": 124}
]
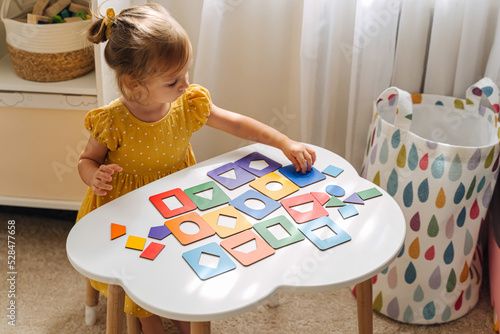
[
  {"left": 148, "top": 225, "right": 171, "bottom": 240},
  {"left": 357, "top": 187, "right": 383, "bottom": 200},
  {"left": 184, "top": 181, "right": 230, "bottom": 211},
  {"left": 207, "top": 162, "right": 255, "bottom": 190},
  {"left": 297, "top": 216, "right": 351, "bottom": 250},
  {"left": 149, "top": 188, "right": 197, "bottom": 219},
  {"left": 281, "top": 193, "right": 328, "bottom": 224},
  {"left": 338, "top": 204, "right": 359, "bottom": 219},
  {"left": 322, "top": 165, "right": 344, "bottom": 178},
  {"left": 249, "top": 172, "right": 299, "bottom": 200},
  {"left": 220, "top": 229, "right": 275, "bottom": 266},
  {"left": 325, "top": 196, "right": 346, "bottom": 208},
  {"left": 182, "top": 242, "right": 237, "bottom": 280},
  {"left": 125, "top": 236, "right": 147, "bottom": 251},
  {"left": 229, "top": 189, "right": 281, "bottom": 220},
  {"left": 140, "top": 242, "right": 165, "bottom": 260},
  {"left": 111, "top": 223, "right": 126, "bottom": 240},
  {"left": 343, "top": 193, "right": 364, "bottom": 205},
  {"left": 165, "top": 212, "right": 215, "bottom": 245},
  {"left": 311, "top": 192, "right": 331, "bottom": 206},
  {"left": 234, "top": 151, "right": 282, "bottom": 177},
  {"left": 202, "top": 206, "right": 253, "bottom": 238},
  {"left": 325, "top": 185, "right": 345, "bottom": 197},
  {"left": 279, "top": 164, "right": 326, "bottom": 187},
  {"left": 253, "top": 215, "right": 305, "bottom": 249}
]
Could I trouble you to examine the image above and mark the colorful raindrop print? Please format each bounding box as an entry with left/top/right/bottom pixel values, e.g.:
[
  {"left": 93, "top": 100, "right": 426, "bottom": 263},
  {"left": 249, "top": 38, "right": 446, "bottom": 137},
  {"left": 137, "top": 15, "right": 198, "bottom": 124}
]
[
  {"left": 371, "top": 127, "right": 376, "bottom": 147},
  {"left": 457, "top": 207, "right": 466, "bottom": 227},
  {"left": 454, "top": 99, "right": 464, "bottom": 109},
  {"left": 436, "top": 187, "right": 446, "bottom": 208},
  {"left": 403, "top": 182, "right": 413, "bottom": 207},
  {"left": 464, "top": 230, "right": 473, "bottom": 255},
  {"left": 443, "top": 242, "right": 454, "bottom": 265},
  {"left": 470, "top": 199, "right": 480, "bottom": 219},
  {"left": 445, "top": 215, "right": 454, "bottom": 239},
  {"left": 398, "top": 244, "right": 405, "bottom": 258},
  {"left": 373, "top": 171, "right": 381, "bottom": 186},
  {"left": 397, "top": 144, "right": 406, "bottom": 168},
  {"left": 387, "top": 169, "right": 398, "bottom": 196},
  {"left": 441, "top": 306, "right": 451, "bottom": 322},
  {"left": 387, "top": 297, "right": 400, "bottom": 319},
  {"left": 485, "top": 147, "right": 495, "bottom": 168},
  {"left": 420, "top": 153, "right": 429, "bottom": 170},
  {"left": 409, "top": 237, "right": 420, "bottom": 259},
  {"left": 391, "top": 129, "right": 401, "bottom": 149},
  {"left": 403, "top": 306, "right": 414, "bottom": 323},
  {"left": 380, "top": 139, "right": 389, "bottom": 164},
  {"left": 447, "top": 269, "right": 457, "bottom": 293},
  {"left": 418, "top": 179, "right": 429, "bottom": 203},
  {"left": 410, "top": 212, "right": 420, "bottom": 231},
  {"left": 466, "top": 284, "right": 472, "bottom": 300},
  {"left": 455, "top": 291, "right": 464, "bottom": 311},
  {"left": 414, "top": 285, "right": 424, "bottom": 302},
  {"left": 454, "top": 182, "right": 465, "bottom": 204},
  {"left": 376, "top": 118, "right": 382, "bottom": 137},
  {"left": 431, "top": 154, "right": 445, "bottom": 179},
  {"left": 388, "top": 266, "right": 398, "bottom": 289},
  {"left": 449, "top": 154, "right": 462, "bottom": 181},
  {"left": 373, "top": 292, "right": 383, "bottom": 312},
  {"left": 460, "top": 262, "right": 469, "bottom": 283},
  {"left": 482, "top": 86, "right": 494, "bottom": 97},
  {"left": 483, "top": 183, "right": 493, "bottom": 208},
  {"left": 466, "top": 176, "right": 476, "bottom": 200},
  {"left": 370, "top": 144, "right": 378, "bottom": 164},
  {"left": 423, "top": 301, "right": 436, "bottom": 320},
  {"left": 429, "top": 266, "right": 441, "bottom": 289},
  {"left": 428, "top": 215, "right": 439, "bottom": 237},
  {"left": 477, "top": 176, "right": 485, "bottom": 192},
  {"left": 493, "top": 152, "right": 500, "bottom": 171},
  {"left": 408, "top": 144, "right": 418, "bottom": 171},
  {"left": 425, "top": 246, "right": 435, "bottom": 261},
  {"left": 405, "top": 262, "right": 417, "bottom": 284},
  {"left": 468, "top": 149, "right": 481, "bottom": 170}
]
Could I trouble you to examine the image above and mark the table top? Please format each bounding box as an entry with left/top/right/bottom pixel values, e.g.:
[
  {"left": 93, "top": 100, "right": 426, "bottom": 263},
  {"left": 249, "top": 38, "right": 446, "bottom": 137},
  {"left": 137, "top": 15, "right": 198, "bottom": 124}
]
[{"left": 66, "top": 143, "right": 406, "bottom": 322}]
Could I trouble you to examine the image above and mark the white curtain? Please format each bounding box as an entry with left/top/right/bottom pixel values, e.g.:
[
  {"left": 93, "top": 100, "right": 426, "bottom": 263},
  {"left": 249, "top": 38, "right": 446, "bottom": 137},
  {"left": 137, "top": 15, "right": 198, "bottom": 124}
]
[{"left": 158, "top": 0, "right": 500, "bottom": 171}]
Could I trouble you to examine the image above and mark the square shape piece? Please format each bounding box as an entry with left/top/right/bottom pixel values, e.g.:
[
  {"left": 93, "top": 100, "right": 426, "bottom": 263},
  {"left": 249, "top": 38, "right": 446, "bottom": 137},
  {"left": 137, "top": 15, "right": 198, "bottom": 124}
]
[
  {"left": 253, "top": 215, "right": 305, "bottom": 249},
  {"left": 229, "top": 189, "right": 281, "bottom": 220},
  {"left": 184, "top": 181, "right": 230, "bottom": 210},
  {"left": 249, "top": 172, "right": 299, "bottom": 200},
  {"left": 207, "top": 162, "right": 255, "bottom": 190},
  {"left": 149, "top": 188, "right": 197, "bottom": 219},
  {"left": 202, "top": 206, "right": 253, "bottom": 238},
  {"left": 165, "top": 212, "right": 215, "bottom": 245},
  {"left": 279, "top": 164, "right": 326, "bottom": 188},
  {"left": 140, "top": 242, "right": 165, "bottom": 260},
  {"left": 220, "top": 230, "right": 275, "bottom": 266},
  {"left": 338, "top": 204, "right": 359, "bottom": 219},
  {"left": 182, "top": 242, "right": 237, "bottom": 280},
  {"left": 298, "top": 216, "right": 351, "bottom": 250},
  {"left": 322, "top": 165, "right": 344, "bottom": 178},
  {"left": 125, "top": 236, "right": 147, "bottom": 251},
  {"left": 281, "top": 193, "right": 328, "bottom": 224},
  {"left": 234, "top": 151, "right": 282, "bottom": 177}
]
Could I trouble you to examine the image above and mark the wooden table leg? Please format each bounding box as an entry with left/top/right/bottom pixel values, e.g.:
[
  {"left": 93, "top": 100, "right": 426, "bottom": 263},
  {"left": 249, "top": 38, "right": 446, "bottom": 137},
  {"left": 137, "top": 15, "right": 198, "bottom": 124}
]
[
  {"left": 107, "top": 284, "right": 125, "bottom": 334},
  {"left": 356, "top": 278, "right": 373, "bottom": 334},
  {"left": 191, "top": 321, "right": 211, "bottom": 334}
]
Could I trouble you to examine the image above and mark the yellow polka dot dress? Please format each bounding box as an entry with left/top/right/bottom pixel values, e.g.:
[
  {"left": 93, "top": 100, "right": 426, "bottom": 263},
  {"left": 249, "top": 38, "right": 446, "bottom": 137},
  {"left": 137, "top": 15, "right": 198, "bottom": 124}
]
[{"left": 76, "top": 84, "right": 211, "bottom": 317}]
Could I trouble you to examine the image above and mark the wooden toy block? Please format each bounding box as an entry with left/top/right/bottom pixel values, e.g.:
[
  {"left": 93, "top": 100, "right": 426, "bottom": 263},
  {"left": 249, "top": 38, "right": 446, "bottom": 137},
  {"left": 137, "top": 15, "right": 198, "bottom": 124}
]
[
  {"left": 249, "top": 172, "right": 299, "bottom": 201},
  {"left": 110, "top": 223, "right": 126, "bottom": 240},
  {"left": 150, "top": 188, "right": 197, "bottom": 219},
  {"left": 279, "top": 164, "right": 326, "bottom": 188},
  {"left": 220, "top": 230, "right": 275, "bottom": 266},
  {"left": 338, "top": 204, "right": 359, "bottom": 219},
  {"left": 207, "top": 162, "right": 255, "bottom": 190},
  {"left": 281, "top": 193, "right": 328, "bottom": 224},
  {"left": 27, "top": 14, "right": 52, "bottom": 24},
  {"left": 322, "top": 165, "right": 344, "bottom": 178},
  {"left": 148, "top": 225, "right": 171, "bottom": 240},
  {"left": 63, "top": 16, "right": 83, "bottom": 22},
  {"left": 165, "top": 212, "right": 215, "bottom": 246},
  {"left": 182, "top": 242, "right": 237, "bottom": 280},
  {"left": 184, "top": 181, "right": 230, "bottom": 210},
  {"left": 343, "top": 193, "right": 364, "bottom": 205},
  {"left": 357, "top": 187, "right": 383, "bottom": 200},
  {"left": 234, "top": 151, "right": 282, "bottom": 177},
  {"left": 202, "top": 206, "right": 253, "bottom": 238},
  {"left": 311, "top": 192, "right": 330, "bottom": 206},
  {"left": 140, "top": 242, "right": 165, "bottom": 260},
  {"left": 60, "top": 8, "right": 70, "bottom": 18},
  {"left": 229, "top": 189, "right": 281, "bottom": 220},
  {"left": 325, "top": 185, "right": 345, "bottom": 197},
  {"left": 44, "top": 0, "right": 71, "bottom": 17},
  {"left": 32, "top": 0, "right": 51, "bottom": 16},
  {"left": 325, "top": 196, "right": 346, "bottom": 208},
  {"left": 125, "top": 236, "right": 147, "bottom": 251},
  {"left": 69, "top": 2, "right": 89, "bottom": 15},
  {"left": 297, "top": 216, "right": 351, "bottom": 251},
  {"left": 253, "top": 215, "right": 305, "bottom": 249}
]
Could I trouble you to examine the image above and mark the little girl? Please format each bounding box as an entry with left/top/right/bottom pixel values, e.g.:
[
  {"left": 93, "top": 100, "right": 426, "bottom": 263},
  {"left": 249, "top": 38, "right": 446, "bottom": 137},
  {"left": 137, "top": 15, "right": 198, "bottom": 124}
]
[{"left": 77, "top": 4, "right": 316, "bottom": 334}]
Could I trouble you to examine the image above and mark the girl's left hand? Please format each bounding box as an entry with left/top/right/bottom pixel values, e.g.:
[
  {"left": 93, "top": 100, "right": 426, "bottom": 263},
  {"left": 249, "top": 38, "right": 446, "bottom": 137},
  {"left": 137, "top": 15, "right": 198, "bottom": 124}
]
[{"left": 281, "top": 139, "right": 316, "bottom": 174}]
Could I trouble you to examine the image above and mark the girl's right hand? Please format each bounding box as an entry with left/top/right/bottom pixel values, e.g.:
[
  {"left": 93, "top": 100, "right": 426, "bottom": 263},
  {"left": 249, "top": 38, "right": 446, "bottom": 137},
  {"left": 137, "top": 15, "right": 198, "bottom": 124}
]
[{"left": 90, "top": 164, "right": 123, "bottom": 196}]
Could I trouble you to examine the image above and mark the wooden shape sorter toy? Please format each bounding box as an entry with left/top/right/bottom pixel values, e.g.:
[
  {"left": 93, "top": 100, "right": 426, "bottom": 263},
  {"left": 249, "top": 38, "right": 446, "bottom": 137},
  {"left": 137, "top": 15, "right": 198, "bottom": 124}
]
[
  {"left": 233, "top": 151, "right": 282, "bottom": 177},
  {"left": 148, "top": 225, "right": 171, "bottom": 240},
  {"left": 140, "top": 242, "right": 165, "bottom": 260},
  {"left": 111, "top": 223, "right": 126, "bottom": 240},
  {"left": 338, "top": 204, "right": 359, "bottom": 219},
  {"left": 311, "top": 192, "right": 331, "bottom": 206},
  {"left": 149, "top": 188, "right": 197, "bottom": 219},
  {"left": 249, "top": 172, "right": 299, "bottom": 201},
  {"left": 202, "top": 206, "right": 253, "bottom": 238},
  {"left": 281, "top": 193, "right": 328, "bottom": 224},
  {"left": 125, "top": 236, "right": 147, "bottom": 251},
  {"left": 182, "top": 242, "right": 237, "bottom": 280},
  {"left": 184, "top": 181, "right": 231, "bottom": 211},
  {"left": 165, "top": 212, "right": 215, "bottom": 245},
  {"left": 207, "top": 162, "right": 255, "bottom": 190},
  {"left": 220, "top": 229, "right": 275, "bottom": 266},
  {"left": 357, "top": 187, "right": 383, "bottom": 200},
  {"left": 297, "top": 216, "right": 351, "bottom": 251},
  {"left": 322, "top": 165, "right": 344, "bottom": 178},
  {"left": 279, "top": 164, "right": 326, "bottom": 187},
  {"left": 229, "top": 189, "right": 281, "bottom": 220},
  {"left": 325, "top": 185, "right": 345, "bottom": 197},
  {"left": 325, "top": 196, "right": 346, "bottom": 208},
  {"left": 252, "top": 215, "right": 305, "bottom": 249},
  {"left": 343, "top": 193, "right": 364, "bottom": 205}
]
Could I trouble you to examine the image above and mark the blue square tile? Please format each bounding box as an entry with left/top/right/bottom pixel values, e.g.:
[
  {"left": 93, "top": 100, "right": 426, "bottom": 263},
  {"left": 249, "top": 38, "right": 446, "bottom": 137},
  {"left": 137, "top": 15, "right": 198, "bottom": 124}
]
[
  {"left": 182, "top": 242, "right": 236, "bottom": 280},
  {"left": 297, "top": 216, "right": 351, "bottom": 250}
]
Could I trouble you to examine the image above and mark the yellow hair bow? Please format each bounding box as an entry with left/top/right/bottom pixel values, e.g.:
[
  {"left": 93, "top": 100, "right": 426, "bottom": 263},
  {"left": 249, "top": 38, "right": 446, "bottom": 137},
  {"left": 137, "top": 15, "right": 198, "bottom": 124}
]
[{"left": 103, "top": 8, "right": 115, "bottom": 41}]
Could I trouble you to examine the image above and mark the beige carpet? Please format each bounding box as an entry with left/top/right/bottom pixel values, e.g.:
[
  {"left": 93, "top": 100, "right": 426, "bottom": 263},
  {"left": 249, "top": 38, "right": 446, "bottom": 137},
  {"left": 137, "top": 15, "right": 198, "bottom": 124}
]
[{"left": 0, "top": 205, "right": 496, "bottom": 334}]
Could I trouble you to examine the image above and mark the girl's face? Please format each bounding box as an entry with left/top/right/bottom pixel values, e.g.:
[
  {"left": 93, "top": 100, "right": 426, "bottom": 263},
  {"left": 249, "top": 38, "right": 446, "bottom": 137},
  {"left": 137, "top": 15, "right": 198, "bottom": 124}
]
[{"left": 143, "top": 60, "right": 191, "bottom": 105}]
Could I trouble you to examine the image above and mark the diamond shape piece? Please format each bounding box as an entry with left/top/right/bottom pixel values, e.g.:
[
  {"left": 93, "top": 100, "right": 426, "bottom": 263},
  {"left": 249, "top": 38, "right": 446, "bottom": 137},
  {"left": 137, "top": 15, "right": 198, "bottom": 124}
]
[
  {"left": 184, "top": 181, "right": 231, "bottom": 210},
  {"left": 182, "top": 242, "right": 236, "bottom": 280},
  {"left": 220, "top": 230, "right": 275, "bottom": 266},
  {"left": 297, "top": 216, "right": 351, "bottom": 250},
  {"left": 125, "top": 236, "right": 147, "bottom": 251},
  {"left": 140, "top": 242, "right": 165, "bottom": 260},
  {"left": 253, "top": 215, "right": 305, "bottom": 249},
  {"left": 338, "top": 204, "right": 359, "bottom": 219},
  {"left": 202, "top": 206, "right": 252, "bottom": 238}
]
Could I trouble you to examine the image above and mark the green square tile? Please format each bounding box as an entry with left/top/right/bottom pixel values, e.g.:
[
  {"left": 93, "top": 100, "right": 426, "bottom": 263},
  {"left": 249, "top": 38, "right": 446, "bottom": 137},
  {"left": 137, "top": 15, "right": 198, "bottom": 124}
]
[
  {"left": 253, "top": 215, "right": 305, "bottom": 249},
  {"left": 184, "top": 181, "right": 230, "bottom": 210}
]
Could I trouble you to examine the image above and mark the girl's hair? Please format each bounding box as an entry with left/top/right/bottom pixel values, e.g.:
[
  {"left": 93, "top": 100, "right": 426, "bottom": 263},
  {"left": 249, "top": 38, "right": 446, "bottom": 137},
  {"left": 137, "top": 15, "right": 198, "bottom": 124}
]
[{"left": 87, "top": 4, "right": 192, "bottom": 102}]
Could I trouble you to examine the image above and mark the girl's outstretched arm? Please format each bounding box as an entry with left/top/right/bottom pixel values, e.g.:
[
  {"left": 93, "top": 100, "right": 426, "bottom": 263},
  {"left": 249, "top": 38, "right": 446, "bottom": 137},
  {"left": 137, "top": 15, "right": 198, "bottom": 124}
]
[{"left": 206, "top": 105, "right": 316, "bottom": 173}]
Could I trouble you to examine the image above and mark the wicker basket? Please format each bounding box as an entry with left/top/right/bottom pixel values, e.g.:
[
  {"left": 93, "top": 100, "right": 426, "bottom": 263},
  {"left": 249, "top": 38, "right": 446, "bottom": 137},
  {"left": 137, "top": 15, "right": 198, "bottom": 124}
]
[{"left": 1, "top": 0, "right": 94, "bottom": 82}]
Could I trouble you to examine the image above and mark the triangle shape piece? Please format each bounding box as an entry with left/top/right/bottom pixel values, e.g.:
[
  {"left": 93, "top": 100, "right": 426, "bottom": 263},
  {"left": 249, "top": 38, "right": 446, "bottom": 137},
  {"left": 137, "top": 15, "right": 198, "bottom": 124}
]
[
  {"left": 311, "top": 192, "right": 330, "bottom": 206},
  {"left": 325, "top": 196, "right": 346, "bottom": 208},
  {"left": 111, "top": 223, "right": 126, "bottom": 240},
  {"left": 343, "top": 193, "right": 364, "bottom": 205}
]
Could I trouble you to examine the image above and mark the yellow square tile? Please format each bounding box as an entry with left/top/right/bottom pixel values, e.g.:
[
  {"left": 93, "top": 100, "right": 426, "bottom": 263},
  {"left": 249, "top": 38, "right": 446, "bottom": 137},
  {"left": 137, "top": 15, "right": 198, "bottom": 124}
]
[{"left": 125, "top": 235, "right": 147, "bottom": 251}]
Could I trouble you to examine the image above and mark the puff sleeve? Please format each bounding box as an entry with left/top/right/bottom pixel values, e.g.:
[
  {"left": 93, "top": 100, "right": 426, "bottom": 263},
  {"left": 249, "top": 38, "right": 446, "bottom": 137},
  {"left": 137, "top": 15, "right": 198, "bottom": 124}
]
[
  {"left": 84, "top": 107, "right": 119, "bottom": 151},
  {"left": 183, "top": 84, "right": 212, "bottom": 132}
]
